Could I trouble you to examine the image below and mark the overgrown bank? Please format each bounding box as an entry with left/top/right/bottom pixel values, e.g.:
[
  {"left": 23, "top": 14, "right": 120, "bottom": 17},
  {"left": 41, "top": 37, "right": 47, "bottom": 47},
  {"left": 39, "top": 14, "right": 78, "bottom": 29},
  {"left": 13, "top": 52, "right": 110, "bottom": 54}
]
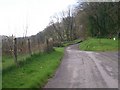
[
  {"left": 2, "top": 47, "right": 64, "bottom": 88},
  {"left": 79, "top": 38, "right": 118, "bottom": 51}
]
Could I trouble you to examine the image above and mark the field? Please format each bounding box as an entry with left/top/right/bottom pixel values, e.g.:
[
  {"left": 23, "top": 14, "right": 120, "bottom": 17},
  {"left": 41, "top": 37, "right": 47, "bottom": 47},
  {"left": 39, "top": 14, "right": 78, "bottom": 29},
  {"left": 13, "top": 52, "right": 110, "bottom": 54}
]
[
  {"left": 2, "top": 47, "right": 64, "bottom": 88},
  {"left": 79, "top": 38, "right": 118, "bottom": 51}
]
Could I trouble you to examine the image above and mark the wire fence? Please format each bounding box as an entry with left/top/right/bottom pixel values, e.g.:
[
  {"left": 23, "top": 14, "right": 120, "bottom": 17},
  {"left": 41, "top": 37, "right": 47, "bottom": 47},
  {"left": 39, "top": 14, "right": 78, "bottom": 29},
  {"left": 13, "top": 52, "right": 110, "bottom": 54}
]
[{"left": 2, "top": 35, "right": 53, "bottom": 67}]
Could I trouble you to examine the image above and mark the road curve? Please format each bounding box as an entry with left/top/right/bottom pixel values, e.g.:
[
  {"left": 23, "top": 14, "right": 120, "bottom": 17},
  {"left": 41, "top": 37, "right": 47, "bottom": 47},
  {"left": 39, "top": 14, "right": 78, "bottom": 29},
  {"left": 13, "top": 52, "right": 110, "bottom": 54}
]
[{"left": 44, "top": 44, "right": 118, "bottom": 88}]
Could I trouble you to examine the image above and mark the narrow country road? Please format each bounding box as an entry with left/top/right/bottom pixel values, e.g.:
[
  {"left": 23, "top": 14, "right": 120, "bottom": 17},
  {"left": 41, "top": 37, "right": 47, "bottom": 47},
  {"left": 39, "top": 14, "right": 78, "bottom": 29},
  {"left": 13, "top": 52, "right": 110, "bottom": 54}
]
[{"left": 45, "top": 44, "right": 118, "bottom": 88}]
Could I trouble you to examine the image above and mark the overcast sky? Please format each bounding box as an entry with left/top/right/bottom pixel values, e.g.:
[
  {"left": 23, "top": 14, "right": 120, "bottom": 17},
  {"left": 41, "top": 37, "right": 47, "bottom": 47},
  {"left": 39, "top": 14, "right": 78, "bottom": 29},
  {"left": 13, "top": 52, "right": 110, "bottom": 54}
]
[{"left": 0, "top": 0, "right": 77, "bottom": 37}]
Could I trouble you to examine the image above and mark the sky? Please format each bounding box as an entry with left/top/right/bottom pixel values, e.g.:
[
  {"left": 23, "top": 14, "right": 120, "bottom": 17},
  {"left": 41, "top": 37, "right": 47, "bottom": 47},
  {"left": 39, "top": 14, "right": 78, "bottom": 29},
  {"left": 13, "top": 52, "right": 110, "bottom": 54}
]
[{"left": 0, "top": 0, "right": 77, "bottom": 37}]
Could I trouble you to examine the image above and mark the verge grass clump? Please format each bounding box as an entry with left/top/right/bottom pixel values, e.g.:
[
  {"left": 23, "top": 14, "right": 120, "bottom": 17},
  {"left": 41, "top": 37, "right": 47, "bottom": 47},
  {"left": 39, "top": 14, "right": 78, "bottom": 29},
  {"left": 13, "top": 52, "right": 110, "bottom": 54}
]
[
  {"left": 2, "top": 47, "right": 64, "bottom": 88},
  {"left": 79, "top": 38, "right": 118, "bottom": 51}
]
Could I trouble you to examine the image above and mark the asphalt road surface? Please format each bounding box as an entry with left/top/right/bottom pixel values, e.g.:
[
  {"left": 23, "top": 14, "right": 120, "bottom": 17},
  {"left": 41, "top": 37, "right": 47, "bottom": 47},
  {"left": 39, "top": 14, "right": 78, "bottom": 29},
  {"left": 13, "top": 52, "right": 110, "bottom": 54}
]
[{"left": 45, "top": 44, "right": 118, "bottom": 88}]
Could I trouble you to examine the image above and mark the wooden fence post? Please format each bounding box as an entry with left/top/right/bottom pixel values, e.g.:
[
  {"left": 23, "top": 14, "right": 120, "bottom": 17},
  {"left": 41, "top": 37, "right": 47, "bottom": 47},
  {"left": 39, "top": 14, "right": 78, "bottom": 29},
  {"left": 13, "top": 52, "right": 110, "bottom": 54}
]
[
  {"left": 13, "top": 38, "right": 19, "bottom": 67},
  {"left": 28, "top": 38, "right": 32, "bottom": 56},
  {"left": 46, "top": 38, "right": 50, "bottom": 53},
  {"left": 37, "top": 38, "right": 41, "bottom": 53},
  {"left": 44, "top": 37, "right": 47, "bottom": 53}
]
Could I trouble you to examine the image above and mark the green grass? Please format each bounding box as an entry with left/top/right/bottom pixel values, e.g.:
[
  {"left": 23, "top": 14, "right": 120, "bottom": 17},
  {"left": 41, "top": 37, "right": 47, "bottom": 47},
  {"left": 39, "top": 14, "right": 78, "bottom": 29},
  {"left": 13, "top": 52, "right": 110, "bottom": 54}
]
[
  {"left": 2, "top": 47, "right": 64, "bottom": 88},
  {"left": 0, "top": 61, "right": 1, "bottom": 90},
  {"left": 79, "top": 38, "right": 118, "bottom": 51},
  {"left": 2, "top": 54, "right": 30, "bottom": 70}
]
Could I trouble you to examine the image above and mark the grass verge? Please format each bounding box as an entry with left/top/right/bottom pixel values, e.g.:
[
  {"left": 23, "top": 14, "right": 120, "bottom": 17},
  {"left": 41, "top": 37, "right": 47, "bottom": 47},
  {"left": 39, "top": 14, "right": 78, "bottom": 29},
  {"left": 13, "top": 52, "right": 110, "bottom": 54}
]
[
  {"left": 2, "top": 47, "right": 64, "bottom": 88},
  {"left": 2, "top": 54, "right": 30, "bottom": 71},
  {"left": 79, "top": 38, "right": 118, "bottom": 51}
]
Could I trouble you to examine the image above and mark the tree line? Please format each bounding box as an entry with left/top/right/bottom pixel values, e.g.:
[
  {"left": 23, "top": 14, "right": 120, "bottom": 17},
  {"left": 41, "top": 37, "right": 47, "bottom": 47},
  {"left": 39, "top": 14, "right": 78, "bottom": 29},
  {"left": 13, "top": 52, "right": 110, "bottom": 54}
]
[{"left": 41, "top": 2, "right": 119, "bottom": 44}]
